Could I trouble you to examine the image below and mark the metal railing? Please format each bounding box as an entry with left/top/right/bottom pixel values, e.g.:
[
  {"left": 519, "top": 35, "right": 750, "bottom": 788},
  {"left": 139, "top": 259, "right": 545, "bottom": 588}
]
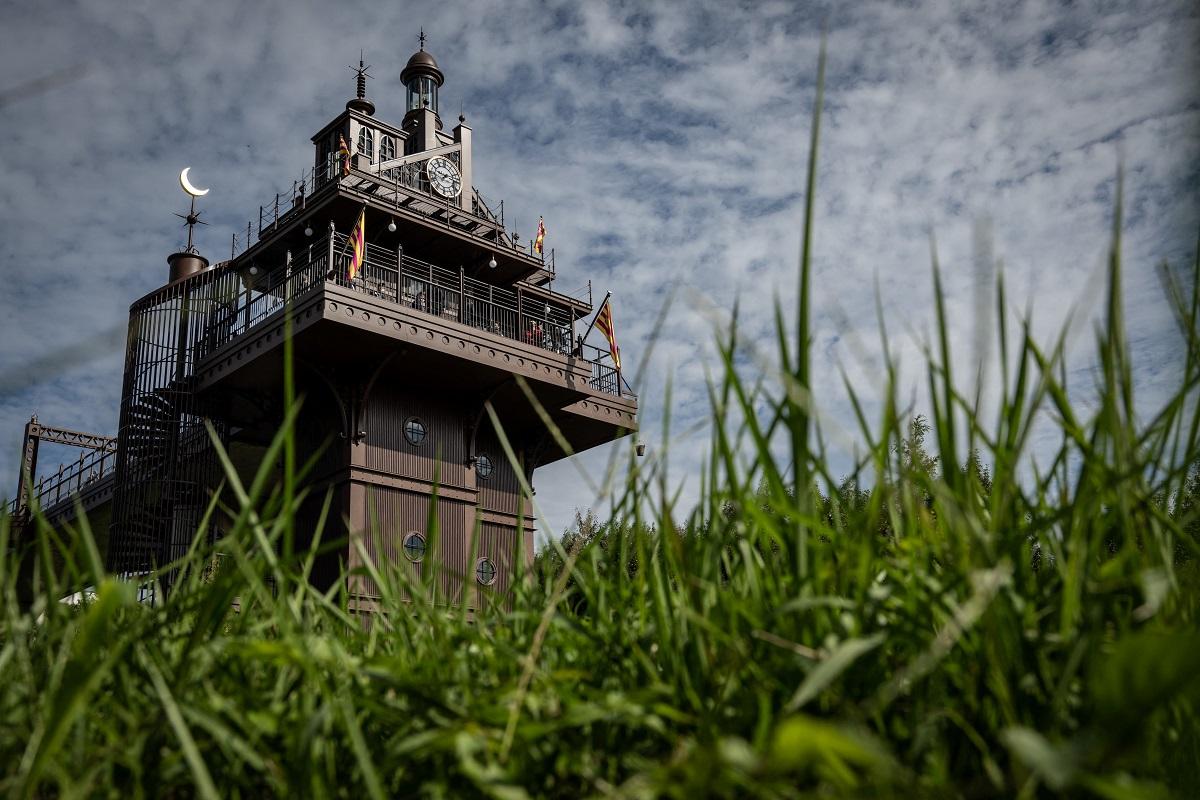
[
  {"left": 231, "top": 151, "right": 560, "bottom": 279},
  {"left": 198, "top": 236, "right": 632, "bottom": 399},
  {"left": 199, "top": 243, "right": 330, "bottom": 357},
  {"left": 579, "top": 342, "right": 631, "bottom": 398},
  {"left": 7, "top": 447, "right": 116, "bottom": 517},
  {"left": 234, "top": 151, "right": 514, "bottom": 255}
]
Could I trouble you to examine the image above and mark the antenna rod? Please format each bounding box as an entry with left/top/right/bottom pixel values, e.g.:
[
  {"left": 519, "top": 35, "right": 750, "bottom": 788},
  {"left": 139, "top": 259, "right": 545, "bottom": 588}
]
[{"left": 185, "top": 194, "right": 197, "bottom": 250}]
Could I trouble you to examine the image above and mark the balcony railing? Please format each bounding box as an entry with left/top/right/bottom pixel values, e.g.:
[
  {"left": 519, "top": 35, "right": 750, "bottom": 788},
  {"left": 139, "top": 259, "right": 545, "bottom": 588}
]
[
  {"left": 232, "top": 153, "right": 563, "bottom": 282},
  {"left": 580, "top": 343, "right": 622, "bottom": 397},
  {"left": 7, "top": 447, "right": 116, "bottom": 517},
  {"left": 198, "top": 235, "right": 633, "bottom": 399},
  {"left": 230, "top": 150, "right": 559, "bottom": 271}
]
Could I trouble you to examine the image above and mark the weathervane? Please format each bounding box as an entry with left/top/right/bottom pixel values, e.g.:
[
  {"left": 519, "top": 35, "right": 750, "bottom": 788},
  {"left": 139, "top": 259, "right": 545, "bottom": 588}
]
[{"left": 176, "top": 167, "right": 209, "bottom": 254}]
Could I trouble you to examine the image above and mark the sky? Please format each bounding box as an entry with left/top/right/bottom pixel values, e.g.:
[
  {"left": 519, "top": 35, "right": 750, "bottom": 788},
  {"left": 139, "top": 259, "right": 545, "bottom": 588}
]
[{"left": 1, "top": 1, "right": 1197, "bottom": 542}]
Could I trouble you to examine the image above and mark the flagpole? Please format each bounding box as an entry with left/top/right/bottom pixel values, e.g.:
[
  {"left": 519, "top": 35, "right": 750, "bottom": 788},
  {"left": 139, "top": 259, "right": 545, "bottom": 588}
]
[
  {"left": 614, "top": 349, "right": 622, "bottom": 398},
  {"left": 337, "top": 204, "right": 368, "bottom": 259},
  {"left": 333, "top": 203, "right": 368, "bottom": 280},
  {"left": 579, "top": 290, "right": 611, "bottom": 344}
]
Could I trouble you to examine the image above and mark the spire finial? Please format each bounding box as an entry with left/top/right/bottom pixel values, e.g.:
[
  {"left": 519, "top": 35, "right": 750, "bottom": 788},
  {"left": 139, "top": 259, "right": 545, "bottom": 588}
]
[
  {"left": 419, "top": 28, "right": 426, "bottom": 50},
  {"left": 349, "top": 55, "right": 372, "bottom": 101},
  {"left": 175, "top": 196, "right": 206, "bottom": 253}
]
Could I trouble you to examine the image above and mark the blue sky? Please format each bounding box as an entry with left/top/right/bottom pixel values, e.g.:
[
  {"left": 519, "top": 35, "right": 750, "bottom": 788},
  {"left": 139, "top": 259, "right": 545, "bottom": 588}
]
[{"left": 1, "top": 1, "right": 1197, "bottom": 541}]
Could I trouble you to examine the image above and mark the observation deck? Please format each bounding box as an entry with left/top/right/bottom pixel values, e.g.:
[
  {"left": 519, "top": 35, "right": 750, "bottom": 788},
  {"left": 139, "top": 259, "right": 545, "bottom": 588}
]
[
  {"left": 237, "top": 152, "right": 556, "bottom": 288},
  {"left": 193, "top": 233, "right": 636, "bottom": 467}
]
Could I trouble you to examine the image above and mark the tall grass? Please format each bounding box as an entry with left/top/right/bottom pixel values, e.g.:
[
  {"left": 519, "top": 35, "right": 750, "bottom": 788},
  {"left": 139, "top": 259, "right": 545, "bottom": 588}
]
[{"left": 3, "top": 56, "right": 1200, "bottom": 797}]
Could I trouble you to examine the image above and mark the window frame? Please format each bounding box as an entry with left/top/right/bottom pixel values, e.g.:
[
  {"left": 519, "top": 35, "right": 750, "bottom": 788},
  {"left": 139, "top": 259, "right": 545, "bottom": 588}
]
[
  {"left": 402, "top": 531, "right": 426, "bottom": 562},
  {"left": 403, "top": 416, "right": 427, "bottom": 446},
  {"left": 379, "top": 134, "right": 396, "bottom": 163},
  {"left": 475, "top": 557, "right": 497, "bottom": 586},
  {"left": 475, "top": 453, "right": 494, "bottom": 480}
]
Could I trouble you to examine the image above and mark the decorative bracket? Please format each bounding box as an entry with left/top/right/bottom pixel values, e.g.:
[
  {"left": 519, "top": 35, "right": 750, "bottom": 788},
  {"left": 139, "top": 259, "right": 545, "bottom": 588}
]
[{"left": 467, "top": 379, "right": 515, "bottom": 466}]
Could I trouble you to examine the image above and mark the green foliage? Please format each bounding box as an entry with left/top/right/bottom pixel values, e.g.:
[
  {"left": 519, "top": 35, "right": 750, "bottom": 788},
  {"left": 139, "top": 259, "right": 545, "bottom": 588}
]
[{"left": 3, "top": 49, "right": 1200, "bottom": 797}]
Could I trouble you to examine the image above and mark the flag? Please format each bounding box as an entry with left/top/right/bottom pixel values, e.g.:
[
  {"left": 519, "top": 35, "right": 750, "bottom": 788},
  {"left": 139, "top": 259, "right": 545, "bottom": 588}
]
[
  {"left": 594, "top": 296, "right": 621, "bottom": 371},
  {"left": 534, "top": 216, "right": 546, "bottom": 255},
  {"left": 348, "top": 208, "right": 366, "bottom": 281},
  {"left": 338, "top": 133, "right": 352, "bottom": 176}
]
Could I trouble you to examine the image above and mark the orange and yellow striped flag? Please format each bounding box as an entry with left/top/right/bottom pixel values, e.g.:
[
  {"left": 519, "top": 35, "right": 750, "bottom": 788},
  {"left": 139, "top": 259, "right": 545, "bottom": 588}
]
[
  {"left": 594, "top": 296, "right": 621, "bottom": 371},
  {"left": 534, "top": 216, "right": 546, "bottom": 255},
  {"left": 348, "top": 208, "right": 366, "bottom": 281},
  {"left": 338, "top": 133, "right": 352, "bottom": 176}
]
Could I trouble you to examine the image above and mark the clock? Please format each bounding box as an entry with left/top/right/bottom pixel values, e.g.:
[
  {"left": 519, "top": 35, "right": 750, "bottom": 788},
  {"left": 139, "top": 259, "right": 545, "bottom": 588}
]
[{"left": 426, "top": 156, "right": 462, "bottom": 199}]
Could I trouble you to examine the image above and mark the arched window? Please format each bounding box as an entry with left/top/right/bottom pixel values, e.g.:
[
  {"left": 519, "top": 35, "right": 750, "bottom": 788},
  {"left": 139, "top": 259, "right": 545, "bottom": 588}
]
[
  {"left": 379, "top": 135, "right": 396, "bottom": 163},
  {"left": 404, "top": 417, "right": 426, "bottom": 446},
  {"left": 475, "top": 453, "right": 493, "bottom": 480},
  {"left": 475, "top": 557, "right": 497, "bottom": 586},
  {"left": 402, "top": 532, "right": 426, "bottom": 562},
  {"left": 357, "top": 127, "right": 374, "bottom": 160}
]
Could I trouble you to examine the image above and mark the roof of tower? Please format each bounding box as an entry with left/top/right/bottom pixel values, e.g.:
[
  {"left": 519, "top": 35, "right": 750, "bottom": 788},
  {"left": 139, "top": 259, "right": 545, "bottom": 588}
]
[
  {"left": 405, "top": 48, "right": 439, "bottom": 72},
  {"left": 401, "top": 36, "right": 444, "bottom": 86}
]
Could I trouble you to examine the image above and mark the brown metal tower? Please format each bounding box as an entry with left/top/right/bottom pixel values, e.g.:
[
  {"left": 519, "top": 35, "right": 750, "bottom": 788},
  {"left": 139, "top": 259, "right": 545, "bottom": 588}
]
[{"left": 77, "top": 42, "right": 636, "bottom": 608}]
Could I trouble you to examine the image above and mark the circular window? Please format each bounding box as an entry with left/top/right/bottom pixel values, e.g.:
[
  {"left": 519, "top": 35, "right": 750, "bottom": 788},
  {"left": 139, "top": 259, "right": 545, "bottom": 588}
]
[
  {"left": 404, "top": 417, "right": 426, "bottom": 446},
  {"left": 475, "top": 453, "right": 493, "bottom": 479},
  {"left": 402, "top": 532, "right": 426, "bottom": 562},
  {"left": 475, "top": 557, "right": 497, "bottom": 586}
]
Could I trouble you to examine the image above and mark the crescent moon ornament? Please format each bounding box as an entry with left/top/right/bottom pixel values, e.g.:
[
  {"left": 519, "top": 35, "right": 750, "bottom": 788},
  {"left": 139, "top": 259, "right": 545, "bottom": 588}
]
[{"left": 179, "top": 167, "right": 209, "bottom": 197}]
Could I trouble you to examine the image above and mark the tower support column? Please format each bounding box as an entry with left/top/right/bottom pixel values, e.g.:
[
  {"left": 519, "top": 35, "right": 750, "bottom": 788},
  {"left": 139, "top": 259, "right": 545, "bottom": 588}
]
[{"left": 15, "top": 416, "right": 40, "bottom": 515}]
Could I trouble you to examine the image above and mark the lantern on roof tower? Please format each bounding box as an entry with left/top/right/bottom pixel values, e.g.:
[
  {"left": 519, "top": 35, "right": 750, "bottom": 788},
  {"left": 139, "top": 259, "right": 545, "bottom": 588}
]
[{"left": 402, "top": 30, "right": 445, "bottom": 125}]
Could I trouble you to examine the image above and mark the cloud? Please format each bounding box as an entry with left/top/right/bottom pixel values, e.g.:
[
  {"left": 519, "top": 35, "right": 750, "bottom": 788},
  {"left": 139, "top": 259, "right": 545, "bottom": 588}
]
[{"left": 1, "top": 0, "right": 1197, "bottom": 544}]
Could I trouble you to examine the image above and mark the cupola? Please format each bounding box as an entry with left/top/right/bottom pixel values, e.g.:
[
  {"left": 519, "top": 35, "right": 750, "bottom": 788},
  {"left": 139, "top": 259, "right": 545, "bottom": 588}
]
[{"left": 401, "top": 30, "right": 444, "bottom": 123}]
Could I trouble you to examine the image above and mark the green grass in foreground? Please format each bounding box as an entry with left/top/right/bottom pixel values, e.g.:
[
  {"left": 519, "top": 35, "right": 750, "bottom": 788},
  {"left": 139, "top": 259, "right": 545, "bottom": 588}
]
[{"left": 4, "top": 58, "right": 1200, "bottom": 799}]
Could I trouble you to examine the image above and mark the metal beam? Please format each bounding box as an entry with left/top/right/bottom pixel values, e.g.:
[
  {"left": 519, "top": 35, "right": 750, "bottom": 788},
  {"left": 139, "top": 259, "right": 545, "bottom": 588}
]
[
  {"left": 31, "top": 424, "right": 117, "bottom": 452},
  {"left": 13, "top": 416, "right": 116, "bottom": 514},
  {"left": 15, "top": 416, "right": 39, "bottom": 512},
  {"left": 364, "top": 142, "right": 462, "bottom": 176}
]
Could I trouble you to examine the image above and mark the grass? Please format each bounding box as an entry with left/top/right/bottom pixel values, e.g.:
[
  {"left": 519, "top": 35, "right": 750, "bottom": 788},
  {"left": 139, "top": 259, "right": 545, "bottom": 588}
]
[{"left": 3, "top": 52, "right": 1200, "bottom": 797}]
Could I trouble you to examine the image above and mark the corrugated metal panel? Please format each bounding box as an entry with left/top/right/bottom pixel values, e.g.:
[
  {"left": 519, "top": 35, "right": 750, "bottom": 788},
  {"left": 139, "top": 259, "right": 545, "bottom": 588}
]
[
  {"left": 363, "top": 385, "right": 468, "bottom": 488},
  {"left": 293, "top": 386, "right": 351, "bottom": 591},
  {"left": 296, "top": 480, "right": 348, "bottom": 591},
  {"left": 474, "top": 428, "right": 520, "bottom": 515},
  {"left": 297, "top": 384, "right": 349, "bottom": 481},
  {"left": 342, "top": 382, "right": 530, "bottom": 610},
  {"left": 351, "top": 484, "right": 473, "bottom": 604},
  {"left": 475, "top": 521, "right": 523, "bottom": 612}
]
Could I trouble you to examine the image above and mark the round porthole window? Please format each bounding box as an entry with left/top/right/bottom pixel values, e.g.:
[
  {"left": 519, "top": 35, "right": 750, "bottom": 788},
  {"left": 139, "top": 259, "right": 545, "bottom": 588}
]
[
  {"left": 475, "top": 453, "right": 493, "bottom": 479},
  {"left": 475, "top": 557, "right": 497, "bottom": 586},
  {"left": 404, "top": 417, "right": 426, "bottom": 446},
  {"left": 402, "top": 532, "right": 426, "bottom": 562}
]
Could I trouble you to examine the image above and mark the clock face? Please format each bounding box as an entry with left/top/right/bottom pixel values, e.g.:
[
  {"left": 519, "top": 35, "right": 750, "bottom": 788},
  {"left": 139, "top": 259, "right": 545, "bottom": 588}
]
[{"left": 426, "top": 156, "right": 462, "bottom": 199}]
